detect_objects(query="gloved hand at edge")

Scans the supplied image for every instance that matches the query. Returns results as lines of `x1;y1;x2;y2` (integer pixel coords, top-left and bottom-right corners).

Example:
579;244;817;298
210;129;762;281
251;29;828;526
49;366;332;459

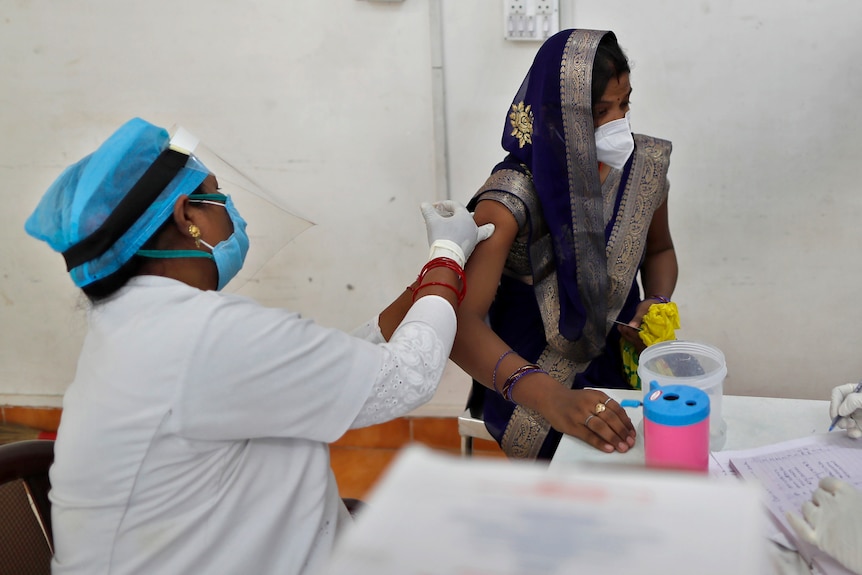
786;477;862;575
421;200;495;268
831;383;862;439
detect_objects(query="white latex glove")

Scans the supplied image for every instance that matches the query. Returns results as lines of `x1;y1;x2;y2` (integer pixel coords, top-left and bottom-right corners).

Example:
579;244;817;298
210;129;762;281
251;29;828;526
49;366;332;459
831;383;862;439
786;477;862;575
420;200;494;268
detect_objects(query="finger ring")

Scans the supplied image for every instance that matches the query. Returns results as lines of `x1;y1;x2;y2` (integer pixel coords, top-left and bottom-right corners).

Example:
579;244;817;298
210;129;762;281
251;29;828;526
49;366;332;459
584;414;596;427
594;403;606;415
603;397;613;406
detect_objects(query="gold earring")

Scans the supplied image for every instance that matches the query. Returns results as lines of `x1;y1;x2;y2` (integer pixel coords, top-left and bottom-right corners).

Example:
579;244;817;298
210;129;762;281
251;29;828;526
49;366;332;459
189;224;202;248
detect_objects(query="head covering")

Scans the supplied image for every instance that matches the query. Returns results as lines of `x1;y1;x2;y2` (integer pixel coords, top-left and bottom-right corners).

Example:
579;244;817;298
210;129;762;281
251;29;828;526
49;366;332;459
500;29;616;341
25;118;209;287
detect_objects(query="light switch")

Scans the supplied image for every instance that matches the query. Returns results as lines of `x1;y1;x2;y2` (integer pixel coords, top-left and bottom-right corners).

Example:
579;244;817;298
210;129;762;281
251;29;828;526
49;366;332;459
503;0;559;42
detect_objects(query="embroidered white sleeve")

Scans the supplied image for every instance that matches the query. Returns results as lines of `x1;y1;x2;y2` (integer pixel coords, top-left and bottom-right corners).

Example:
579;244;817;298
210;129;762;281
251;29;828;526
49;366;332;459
350;320;448;429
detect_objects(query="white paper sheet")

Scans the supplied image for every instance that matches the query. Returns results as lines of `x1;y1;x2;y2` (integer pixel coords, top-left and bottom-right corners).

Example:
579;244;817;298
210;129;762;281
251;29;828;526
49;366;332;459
321;444;769;575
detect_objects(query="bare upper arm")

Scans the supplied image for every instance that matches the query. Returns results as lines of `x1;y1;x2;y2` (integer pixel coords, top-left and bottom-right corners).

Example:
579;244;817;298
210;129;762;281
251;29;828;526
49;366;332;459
460;199;520;319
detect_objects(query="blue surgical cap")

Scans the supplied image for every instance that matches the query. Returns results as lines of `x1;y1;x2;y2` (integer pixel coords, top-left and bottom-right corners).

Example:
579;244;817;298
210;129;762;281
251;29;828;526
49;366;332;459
25;118;209;287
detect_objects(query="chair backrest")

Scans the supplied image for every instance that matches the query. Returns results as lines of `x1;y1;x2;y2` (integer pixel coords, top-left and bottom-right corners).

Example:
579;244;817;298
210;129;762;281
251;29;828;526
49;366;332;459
458;380;494;456
0;439;55;575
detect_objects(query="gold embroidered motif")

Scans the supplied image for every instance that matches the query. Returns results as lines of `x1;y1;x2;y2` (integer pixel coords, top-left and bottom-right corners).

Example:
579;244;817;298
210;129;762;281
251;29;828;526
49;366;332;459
509;102;534;148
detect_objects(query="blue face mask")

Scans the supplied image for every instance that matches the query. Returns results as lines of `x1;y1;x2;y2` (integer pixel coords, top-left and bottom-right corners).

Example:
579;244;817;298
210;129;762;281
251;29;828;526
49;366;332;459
137;195;249;291
198;196;249;290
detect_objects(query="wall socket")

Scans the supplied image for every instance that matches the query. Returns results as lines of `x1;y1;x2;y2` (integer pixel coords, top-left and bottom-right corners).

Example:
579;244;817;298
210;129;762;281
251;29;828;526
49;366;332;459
503;0;559;42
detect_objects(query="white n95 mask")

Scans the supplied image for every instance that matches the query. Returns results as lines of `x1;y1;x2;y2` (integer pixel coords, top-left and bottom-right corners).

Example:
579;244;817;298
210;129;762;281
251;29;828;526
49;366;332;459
595;111;634;170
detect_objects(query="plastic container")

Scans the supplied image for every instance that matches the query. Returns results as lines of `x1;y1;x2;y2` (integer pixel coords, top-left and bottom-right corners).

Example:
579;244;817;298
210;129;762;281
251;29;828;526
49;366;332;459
637;340;727;451
642;382;710;472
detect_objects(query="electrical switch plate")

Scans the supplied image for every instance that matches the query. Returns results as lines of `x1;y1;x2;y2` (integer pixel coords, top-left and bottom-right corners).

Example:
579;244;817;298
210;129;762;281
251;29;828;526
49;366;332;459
503;0;559;42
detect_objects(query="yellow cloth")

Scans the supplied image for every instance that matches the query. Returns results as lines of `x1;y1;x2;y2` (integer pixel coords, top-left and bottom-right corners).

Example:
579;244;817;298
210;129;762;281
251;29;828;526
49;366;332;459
620;302;681;390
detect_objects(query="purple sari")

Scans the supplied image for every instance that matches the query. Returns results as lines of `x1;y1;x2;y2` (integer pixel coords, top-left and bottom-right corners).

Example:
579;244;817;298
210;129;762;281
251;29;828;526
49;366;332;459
467;30;672;460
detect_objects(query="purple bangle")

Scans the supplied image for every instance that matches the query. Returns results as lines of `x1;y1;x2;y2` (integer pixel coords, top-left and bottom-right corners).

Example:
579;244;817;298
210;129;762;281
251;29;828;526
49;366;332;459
504;367;545;404
648;295;670;304
492;350;515;394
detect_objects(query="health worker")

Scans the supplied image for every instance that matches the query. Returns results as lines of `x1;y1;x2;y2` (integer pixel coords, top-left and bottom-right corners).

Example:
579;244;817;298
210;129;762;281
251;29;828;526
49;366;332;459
25;117;494;575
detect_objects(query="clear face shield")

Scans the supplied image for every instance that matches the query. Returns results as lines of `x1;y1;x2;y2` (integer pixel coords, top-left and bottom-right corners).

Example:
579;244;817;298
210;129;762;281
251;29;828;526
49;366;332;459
169;126;314;292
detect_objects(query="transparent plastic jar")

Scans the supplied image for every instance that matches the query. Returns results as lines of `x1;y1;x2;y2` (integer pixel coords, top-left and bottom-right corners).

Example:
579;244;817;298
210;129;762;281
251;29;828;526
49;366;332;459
638;340;727;451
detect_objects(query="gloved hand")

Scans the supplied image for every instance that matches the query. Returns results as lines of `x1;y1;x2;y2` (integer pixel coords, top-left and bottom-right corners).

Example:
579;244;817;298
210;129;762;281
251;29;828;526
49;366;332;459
831;383;862;438
420;201;494;268
786;477;862;575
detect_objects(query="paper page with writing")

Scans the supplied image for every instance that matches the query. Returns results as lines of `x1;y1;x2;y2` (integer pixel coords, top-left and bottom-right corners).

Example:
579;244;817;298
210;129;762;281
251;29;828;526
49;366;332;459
711;450;799;551
726;433;862;574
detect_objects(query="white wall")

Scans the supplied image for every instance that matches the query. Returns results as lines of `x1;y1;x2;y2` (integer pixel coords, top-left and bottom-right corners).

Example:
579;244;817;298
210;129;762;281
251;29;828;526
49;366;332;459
2;0;861;406
1;0;438;405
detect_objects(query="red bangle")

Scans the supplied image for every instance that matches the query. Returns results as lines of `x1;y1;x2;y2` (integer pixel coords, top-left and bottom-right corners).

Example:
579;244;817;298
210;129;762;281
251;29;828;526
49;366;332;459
412;281;461;303
420;257;465;284
417;257;466;303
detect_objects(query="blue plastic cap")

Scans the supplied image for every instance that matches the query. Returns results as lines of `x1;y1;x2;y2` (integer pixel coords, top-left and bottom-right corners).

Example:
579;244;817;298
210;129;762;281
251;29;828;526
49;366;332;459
643;384;710;427
25;118;209;287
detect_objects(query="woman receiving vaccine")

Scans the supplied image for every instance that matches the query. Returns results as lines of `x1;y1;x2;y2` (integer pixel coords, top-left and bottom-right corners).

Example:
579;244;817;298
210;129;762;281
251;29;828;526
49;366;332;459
451;29;677;460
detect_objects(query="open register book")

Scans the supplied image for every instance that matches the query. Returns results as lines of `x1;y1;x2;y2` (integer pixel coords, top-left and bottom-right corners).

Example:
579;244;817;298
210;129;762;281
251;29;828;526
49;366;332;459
322;444;768;575
715;433;862;575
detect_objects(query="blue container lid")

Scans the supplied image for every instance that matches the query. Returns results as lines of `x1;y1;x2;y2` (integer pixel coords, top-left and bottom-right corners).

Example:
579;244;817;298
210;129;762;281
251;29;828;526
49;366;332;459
643;382;710;426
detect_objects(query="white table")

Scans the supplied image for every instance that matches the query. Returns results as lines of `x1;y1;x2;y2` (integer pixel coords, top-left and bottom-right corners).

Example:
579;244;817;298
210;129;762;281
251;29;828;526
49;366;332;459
549;388;831;471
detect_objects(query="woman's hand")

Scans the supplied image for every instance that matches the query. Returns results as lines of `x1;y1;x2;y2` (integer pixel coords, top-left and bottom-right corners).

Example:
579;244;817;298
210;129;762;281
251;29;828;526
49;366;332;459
616;298;655;352
536;385;637;453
